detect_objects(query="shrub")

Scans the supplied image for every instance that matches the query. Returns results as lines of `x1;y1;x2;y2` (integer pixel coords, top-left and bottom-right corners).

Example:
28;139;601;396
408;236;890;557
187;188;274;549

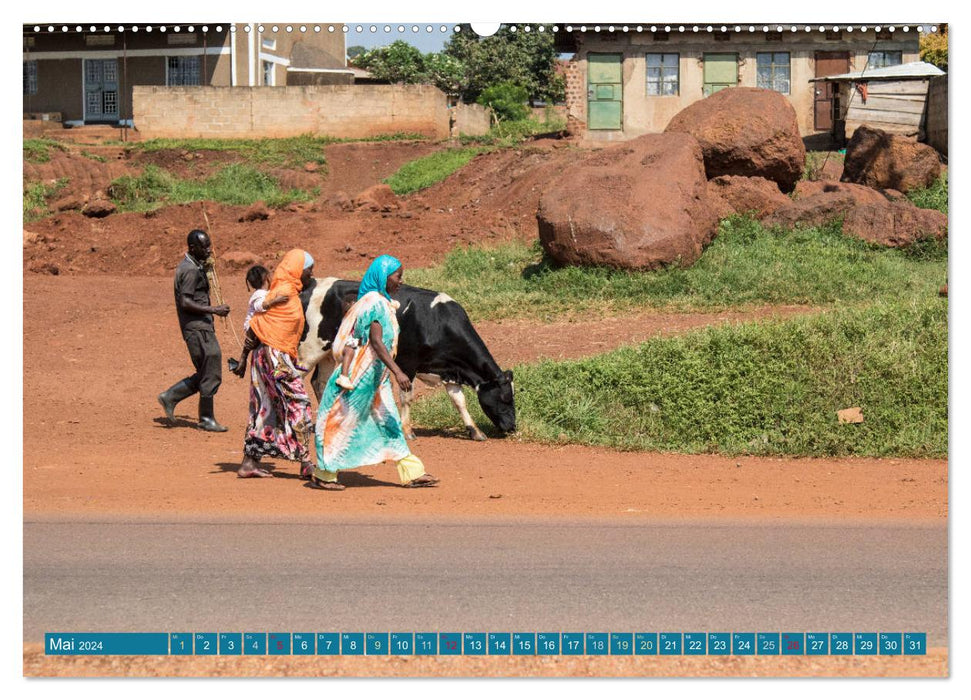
477;82;530;122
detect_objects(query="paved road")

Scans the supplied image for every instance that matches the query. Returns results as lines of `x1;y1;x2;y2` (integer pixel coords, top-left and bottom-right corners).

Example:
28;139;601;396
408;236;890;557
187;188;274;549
23;518;948;645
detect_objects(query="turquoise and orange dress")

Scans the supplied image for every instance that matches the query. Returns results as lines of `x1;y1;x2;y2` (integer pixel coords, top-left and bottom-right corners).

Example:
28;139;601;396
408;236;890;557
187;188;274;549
314;284;425;484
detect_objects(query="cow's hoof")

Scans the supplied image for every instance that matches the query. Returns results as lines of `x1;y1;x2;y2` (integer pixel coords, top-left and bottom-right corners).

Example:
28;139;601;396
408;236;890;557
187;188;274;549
468;427;488;441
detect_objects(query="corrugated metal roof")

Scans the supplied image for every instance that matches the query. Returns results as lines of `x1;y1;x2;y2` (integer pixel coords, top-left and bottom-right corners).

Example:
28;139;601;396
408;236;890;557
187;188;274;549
811;61;945;82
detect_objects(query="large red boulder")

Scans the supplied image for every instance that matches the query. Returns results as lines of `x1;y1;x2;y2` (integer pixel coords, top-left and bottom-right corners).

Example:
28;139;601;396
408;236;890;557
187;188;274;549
665;87;806;192
537;133;719;270
707;175;791;219
765;182;889;229
841;126;942;193
843;202;947;247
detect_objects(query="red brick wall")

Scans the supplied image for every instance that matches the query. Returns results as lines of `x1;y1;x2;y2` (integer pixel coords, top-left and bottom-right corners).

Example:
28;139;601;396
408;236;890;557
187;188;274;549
563;58;586;136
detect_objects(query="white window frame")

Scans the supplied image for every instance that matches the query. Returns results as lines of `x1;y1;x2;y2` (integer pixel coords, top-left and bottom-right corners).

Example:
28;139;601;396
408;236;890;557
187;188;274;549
756;51;791;94
262;38;277;51
263;60;275;86
646;53;679;96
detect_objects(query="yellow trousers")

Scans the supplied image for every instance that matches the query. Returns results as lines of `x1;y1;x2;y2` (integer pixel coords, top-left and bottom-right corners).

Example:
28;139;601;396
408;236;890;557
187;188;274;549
316;453;426;485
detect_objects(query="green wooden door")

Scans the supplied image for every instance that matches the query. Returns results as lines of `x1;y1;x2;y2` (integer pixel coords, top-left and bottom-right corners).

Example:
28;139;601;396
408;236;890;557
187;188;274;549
703;53;738;96
588;53;623;130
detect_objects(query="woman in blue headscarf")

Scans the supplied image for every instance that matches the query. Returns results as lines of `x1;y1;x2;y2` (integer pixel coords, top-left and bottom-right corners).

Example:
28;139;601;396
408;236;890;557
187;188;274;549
312;255;439;490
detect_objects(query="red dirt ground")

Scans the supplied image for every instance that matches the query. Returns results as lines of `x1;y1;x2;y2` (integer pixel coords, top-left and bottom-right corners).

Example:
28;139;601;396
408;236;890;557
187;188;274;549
22;134;948;677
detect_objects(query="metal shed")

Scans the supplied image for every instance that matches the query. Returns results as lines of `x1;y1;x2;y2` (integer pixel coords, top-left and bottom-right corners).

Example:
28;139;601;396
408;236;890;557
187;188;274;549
810;61;945;142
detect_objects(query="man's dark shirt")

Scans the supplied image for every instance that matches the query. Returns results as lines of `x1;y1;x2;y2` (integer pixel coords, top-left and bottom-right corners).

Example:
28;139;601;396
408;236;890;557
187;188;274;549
174;254;213;332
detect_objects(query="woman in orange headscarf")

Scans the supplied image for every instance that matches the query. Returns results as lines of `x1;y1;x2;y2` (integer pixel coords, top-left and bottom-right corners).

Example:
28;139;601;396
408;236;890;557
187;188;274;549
235;249;316;478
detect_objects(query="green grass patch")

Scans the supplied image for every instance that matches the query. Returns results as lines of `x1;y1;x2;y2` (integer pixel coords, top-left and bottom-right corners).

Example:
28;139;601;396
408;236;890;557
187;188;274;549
383;147;487;195
108;163;315;211
127;135;330;169
80;150;108;163
908;172;948;215
413;296;947;457
124;133;428;169
23;177;69;221
406;216;947;320
459;115;568;148
23;138;68;163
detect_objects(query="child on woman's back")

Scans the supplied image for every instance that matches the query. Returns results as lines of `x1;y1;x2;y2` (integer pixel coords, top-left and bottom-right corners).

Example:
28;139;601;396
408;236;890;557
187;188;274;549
230;265;288;377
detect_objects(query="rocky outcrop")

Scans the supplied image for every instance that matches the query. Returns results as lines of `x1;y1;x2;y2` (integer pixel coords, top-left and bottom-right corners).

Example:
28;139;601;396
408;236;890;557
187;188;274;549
537;132;720;270
841;125;942;193
665;87;806;192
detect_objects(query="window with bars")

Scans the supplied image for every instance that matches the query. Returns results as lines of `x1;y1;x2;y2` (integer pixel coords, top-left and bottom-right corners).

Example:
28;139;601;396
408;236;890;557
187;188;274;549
263;60;275;86
756;52;790;93
23;60;37;95
167;56;201;86
868;50;902;68
646;53;679;95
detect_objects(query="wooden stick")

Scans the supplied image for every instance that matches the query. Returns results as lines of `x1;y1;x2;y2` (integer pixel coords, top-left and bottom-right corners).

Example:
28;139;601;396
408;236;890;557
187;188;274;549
200;203;243;350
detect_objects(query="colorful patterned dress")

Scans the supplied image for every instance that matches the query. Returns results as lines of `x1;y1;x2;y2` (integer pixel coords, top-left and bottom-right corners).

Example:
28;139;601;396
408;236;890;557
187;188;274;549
243;345;314;463
315;291;410;474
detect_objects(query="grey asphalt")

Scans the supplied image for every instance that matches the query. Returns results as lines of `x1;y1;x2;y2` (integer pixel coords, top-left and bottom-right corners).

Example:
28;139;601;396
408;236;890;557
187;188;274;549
23;518;948;645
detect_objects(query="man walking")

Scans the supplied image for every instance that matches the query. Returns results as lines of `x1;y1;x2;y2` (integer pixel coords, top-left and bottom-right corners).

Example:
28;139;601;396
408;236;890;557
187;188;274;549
158;229;231;432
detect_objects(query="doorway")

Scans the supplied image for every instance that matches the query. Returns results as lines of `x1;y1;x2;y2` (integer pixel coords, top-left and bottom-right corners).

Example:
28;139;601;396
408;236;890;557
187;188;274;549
83;59;119;123
587;53;623;130
814;52;850;131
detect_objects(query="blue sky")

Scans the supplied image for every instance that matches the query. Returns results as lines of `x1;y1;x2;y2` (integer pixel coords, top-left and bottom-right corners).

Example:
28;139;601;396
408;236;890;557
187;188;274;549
343;23;457;53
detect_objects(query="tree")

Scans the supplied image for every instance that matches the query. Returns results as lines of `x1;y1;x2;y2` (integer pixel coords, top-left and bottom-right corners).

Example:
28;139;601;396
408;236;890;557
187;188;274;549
346;45;366;62
355;41;426;84
444;24;565;104
352;41;466;97
477;82;530;122
920;24;948;72
422;52;465;97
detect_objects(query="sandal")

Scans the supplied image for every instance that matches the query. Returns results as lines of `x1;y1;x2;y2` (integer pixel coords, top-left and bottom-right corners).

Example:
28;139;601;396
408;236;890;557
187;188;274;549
310;476;345;491
403;474;440;488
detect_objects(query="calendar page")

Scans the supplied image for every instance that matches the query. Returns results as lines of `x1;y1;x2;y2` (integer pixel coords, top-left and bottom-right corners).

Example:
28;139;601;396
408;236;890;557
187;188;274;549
19;4;950;684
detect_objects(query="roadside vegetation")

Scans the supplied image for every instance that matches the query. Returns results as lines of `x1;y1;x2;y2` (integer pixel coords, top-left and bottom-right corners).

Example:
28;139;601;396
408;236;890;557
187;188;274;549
23;138;69;164
383;114;567;194
23;177;68;222
407;215;946;320
107;164;316;211
414;294;946;457
907;172;948;215
384;147;486;195
410;209;947;457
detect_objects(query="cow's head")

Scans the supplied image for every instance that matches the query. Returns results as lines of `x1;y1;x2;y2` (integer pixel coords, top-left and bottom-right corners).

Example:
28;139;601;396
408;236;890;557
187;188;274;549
476;370;516;434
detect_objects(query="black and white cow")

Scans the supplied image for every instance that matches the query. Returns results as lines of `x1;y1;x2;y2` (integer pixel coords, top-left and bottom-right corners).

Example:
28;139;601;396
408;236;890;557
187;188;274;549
298;278;516;440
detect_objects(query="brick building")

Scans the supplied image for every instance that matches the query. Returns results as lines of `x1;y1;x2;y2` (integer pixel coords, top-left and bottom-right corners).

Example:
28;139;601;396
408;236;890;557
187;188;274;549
555;24;924;140
23;23;350;124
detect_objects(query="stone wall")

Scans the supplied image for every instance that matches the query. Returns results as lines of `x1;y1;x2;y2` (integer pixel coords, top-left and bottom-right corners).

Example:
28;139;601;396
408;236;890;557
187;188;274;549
132;84;450;140
925;74;948;157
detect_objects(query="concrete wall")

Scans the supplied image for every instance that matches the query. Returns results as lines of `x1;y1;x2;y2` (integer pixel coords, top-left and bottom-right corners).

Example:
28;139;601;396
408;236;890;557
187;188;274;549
133;84;450;139
925;74;948;157
452;102;492;137
569;31;919;138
